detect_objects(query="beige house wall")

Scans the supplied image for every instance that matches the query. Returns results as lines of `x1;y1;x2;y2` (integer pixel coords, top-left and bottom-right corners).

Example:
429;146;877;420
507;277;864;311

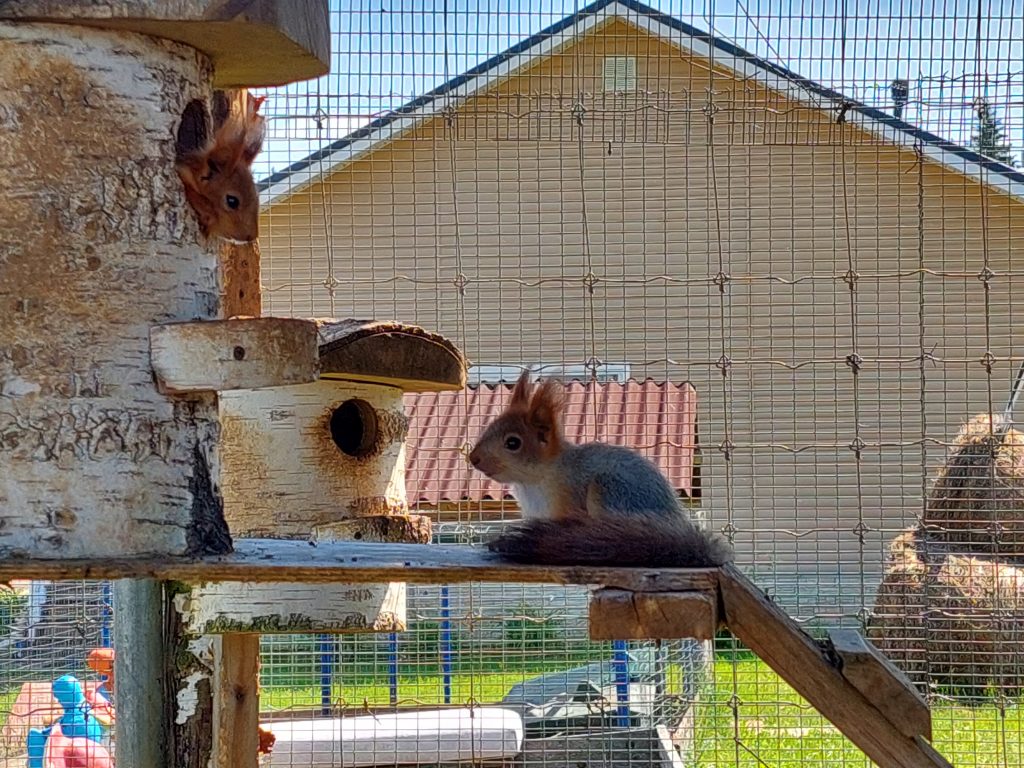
259;18;1024;599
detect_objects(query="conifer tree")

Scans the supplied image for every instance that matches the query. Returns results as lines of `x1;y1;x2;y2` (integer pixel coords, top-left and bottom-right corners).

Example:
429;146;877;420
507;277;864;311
970;98;1018;167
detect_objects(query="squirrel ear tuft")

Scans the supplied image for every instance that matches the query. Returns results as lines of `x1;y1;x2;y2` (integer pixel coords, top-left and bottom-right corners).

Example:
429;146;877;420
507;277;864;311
509;369;533;411
528;378;566;443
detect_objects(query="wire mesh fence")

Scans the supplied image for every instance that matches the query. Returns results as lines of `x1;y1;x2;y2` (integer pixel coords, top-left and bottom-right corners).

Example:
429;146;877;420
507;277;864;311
253;0;1024;764
0;581;113;765
4;0;1024;765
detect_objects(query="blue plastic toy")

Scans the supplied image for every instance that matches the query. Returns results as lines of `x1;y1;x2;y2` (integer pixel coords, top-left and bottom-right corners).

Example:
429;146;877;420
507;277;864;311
26;675;103;768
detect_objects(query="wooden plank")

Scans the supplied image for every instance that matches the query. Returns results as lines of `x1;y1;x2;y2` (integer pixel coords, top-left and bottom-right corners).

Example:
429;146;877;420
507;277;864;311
0;539;720;592
212;634;260;768
589;589;718;641
113;579;168;768
718;565;952;768
150;318;318;393
0;0;330;88
828;628;932;741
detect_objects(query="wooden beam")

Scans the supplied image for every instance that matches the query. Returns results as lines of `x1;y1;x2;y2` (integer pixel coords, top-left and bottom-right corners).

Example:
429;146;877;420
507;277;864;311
150;318;318;394
0;0;330;88
0;539;719;592
212;634;260;768
718;565;951;768
589;589;718;641
828;628;932;741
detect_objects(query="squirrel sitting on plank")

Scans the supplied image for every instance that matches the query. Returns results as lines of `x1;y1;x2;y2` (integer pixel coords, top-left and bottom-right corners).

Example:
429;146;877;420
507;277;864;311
469;371;733;567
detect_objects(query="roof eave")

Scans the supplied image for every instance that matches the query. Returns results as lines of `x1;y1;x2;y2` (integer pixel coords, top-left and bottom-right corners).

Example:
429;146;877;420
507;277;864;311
259;0;1024;208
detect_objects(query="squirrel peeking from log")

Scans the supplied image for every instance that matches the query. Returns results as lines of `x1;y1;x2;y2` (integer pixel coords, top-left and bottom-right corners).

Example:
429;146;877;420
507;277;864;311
175;90;266;243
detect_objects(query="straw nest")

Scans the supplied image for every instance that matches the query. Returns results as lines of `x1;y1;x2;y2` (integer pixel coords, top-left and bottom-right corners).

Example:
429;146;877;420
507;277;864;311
868;527;1024;697
924;413;1024;554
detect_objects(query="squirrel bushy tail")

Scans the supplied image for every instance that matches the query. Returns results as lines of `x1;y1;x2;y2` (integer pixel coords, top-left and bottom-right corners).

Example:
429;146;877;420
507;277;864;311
489;512;734;567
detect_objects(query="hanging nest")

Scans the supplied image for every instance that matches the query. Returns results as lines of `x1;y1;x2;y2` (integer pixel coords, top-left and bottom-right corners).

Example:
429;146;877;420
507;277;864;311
923;413;1024;555
868;527;1024;698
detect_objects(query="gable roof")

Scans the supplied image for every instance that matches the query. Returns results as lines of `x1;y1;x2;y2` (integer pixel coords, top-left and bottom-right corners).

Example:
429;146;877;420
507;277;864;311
403;378;698;506
259;0;1024;207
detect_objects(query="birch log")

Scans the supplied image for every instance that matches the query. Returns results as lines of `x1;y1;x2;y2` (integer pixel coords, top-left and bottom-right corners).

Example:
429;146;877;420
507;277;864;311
0;24;230;559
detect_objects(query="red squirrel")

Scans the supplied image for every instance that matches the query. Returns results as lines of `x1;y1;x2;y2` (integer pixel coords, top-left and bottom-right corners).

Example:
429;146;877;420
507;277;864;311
468;372;734;567
176;90;265;243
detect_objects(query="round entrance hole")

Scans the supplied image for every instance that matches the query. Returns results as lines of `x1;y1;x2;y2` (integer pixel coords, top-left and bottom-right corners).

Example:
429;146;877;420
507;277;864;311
329;399;379;458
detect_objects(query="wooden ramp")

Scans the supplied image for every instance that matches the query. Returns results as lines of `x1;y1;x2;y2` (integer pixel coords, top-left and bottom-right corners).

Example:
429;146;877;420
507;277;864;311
717;566;946;768
0;542;952;768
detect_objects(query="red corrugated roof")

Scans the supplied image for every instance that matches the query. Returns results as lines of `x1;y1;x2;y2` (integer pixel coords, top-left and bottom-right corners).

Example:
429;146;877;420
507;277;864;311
403;379;698;505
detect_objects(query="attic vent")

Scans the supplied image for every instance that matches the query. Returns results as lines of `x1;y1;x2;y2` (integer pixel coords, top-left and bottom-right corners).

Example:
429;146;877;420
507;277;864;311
602;56;636;92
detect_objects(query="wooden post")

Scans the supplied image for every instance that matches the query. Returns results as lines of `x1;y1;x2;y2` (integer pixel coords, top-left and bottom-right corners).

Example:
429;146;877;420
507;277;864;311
113;579;167;768
178;85;265;768
213;635;261;768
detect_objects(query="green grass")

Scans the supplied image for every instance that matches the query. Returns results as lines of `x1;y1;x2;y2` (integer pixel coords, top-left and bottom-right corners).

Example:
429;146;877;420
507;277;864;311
260;656;1022;767
3;654;1019;765
262;670;529;712
0;687;17;719
695;659;1023;767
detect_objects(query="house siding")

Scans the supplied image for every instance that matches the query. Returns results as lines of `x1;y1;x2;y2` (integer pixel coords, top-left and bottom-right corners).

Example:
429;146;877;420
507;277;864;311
258;18;1024;610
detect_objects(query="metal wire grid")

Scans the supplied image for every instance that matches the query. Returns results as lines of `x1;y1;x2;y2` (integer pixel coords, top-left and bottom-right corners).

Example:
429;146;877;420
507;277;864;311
253;1;1024;764
0;580;113;762
2;1;1023;766
258;581;710;765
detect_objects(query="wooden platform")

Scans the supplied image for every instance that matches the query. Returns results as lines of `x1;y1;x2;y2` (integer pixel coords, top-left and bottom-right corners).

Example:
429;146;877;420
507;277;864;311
0;538;718;590
0;540;953;768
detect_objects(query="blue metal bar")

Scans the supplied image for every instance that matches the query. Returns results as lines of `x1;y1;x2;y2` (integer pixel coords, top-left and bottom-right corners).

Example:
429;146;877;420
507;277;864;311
440;586;452;705
100;582;112;648
318;634;333;716
387;632;399;706
612;640;630;728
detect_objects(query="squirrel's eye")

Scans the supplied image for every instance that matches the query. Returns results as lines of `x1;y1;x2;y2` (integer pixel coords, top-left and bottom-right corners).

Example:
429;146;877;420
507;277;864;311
504;436;522;451
225;194;240;210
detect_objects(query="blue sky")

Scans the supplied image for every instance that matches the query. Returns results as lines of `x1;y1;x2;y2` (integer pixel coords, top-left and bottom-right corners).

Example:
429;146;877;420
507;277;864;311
254;0;1024;180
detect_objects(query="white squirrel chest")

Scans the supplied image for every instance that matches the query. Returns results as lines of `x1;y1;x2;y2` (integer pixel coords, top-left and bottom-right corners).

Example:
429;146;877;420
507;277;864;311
510;483;556;520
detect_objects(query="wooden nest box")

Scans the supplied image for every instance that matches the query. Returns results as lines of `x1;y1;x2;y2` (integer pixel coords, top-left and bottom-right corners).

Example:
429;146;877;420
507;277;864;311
220;319;466;541
176;318;468;635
